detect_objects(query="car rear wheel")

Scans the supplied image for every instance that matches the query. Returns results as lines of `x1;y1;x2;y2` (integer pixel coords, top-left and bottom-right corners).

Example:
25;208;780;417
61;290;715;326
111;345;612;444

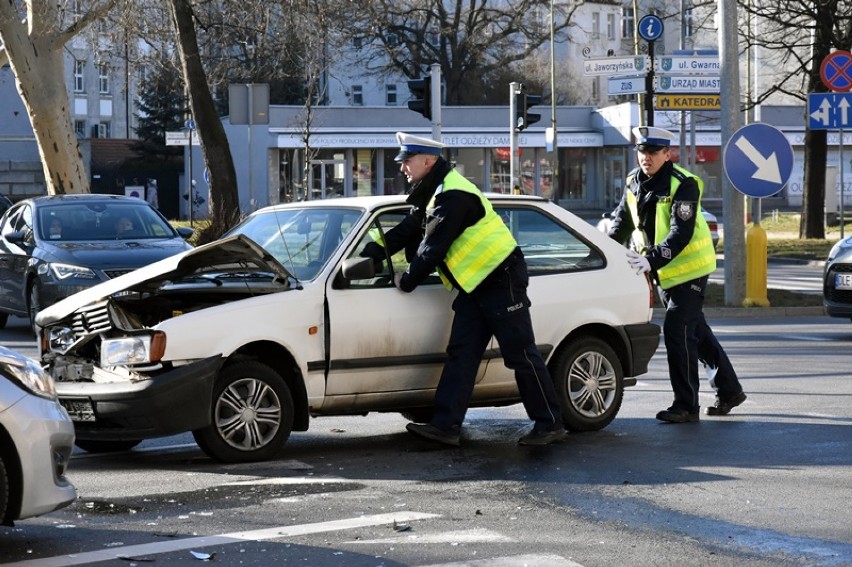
550;336;624;432
74;440;142;453
193;360;294;463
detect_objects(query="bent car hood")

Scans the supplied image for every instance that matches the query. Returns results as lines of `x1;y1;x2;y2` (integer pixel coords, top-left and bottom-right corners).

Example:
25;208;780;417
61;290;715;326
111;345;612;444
37;234;292;325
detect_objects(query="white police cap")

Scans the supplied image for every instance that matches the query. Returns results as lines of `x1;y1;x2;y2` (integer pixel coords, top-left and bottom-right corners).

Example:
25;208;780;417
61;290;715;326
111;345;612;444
633;126;676;150
394;131;446;161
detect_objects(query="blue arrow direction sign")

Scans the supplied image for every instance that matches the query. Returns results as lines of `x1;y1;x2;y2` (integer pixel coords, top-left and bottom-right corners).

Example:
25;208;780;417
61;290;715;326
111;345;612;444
723;123;794;198
808;92;852;130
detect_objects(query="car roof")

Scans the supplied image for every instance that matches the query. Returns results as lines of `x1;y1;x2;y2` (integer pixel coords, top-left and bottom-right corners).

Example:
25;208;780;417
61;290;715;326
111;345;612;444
24;194;151;206
250;193;548;215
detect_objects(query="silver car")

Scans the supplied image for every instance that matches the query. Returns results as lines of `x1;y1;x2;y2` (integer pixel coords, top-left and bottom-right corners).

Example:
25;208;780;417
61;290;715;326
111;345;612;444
0;346;76;524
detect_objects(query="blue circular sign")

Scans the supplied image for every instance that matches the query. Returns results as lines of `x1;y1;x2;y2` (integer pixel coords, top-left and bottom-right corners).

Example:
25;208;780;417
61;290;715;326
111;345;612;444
185;119;196;130
723;123;794;198
638;15;664;42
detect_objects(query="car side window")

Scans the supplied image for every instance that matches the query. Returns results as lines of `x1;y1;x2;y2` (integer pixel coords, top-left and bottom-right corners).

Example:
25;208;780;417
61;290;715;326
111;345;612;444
346;210;442;289
495;206;604;275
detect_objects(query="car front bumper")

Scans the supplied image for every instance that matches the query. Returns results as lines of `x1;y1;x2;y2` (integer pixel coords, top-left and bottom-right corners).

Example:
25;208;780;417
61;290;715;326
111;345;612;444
3;395;76;523
56;355;223;441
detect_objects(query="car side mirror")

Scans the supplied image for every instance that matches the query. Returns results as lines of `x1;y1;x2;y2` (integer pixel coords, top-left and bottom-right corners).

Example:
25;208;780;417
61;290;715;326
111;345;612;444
340;256;377;280
176;226;195;240
4;230;27;245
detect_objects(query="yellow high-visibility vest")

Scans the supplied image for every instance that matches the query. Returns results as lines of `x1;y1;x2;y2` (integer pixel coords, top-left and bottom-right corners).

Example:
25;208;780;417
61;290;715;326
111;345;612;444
625;164;716;289
429;170;517;293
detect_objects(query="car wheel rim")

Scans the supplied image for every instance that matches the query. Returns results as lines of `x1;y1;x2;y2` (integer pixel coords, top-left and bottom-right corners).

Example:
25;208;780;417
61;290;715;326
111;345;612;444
567;351;617;418
214;378;282;452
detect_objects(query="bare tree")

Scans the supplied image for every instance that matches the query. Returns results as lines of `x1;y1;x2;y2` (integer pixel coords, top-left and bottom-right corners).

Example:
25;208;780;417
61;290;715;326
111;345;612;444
347;0;582;105
167;0;240;243
0;0;118;194
737;0;852;238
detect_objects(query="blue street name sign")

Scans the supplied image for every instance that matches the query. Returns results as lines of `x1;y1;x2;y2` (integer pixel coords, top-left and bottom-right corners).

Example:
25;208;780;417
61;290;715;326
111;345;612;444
723;123;794;198
808;92;852;130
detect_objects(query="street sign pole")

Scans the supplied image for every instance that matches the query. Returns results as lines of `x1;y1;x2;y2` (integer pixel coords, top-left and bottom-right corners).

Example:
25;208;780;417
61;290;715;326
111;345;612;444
841;128;846;239
645;41;655;126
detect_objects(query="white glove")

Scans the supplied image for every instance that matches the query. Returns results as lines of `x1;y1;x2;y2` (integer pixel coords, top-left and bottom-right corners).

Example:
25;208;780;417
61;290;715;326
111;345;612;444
626;249;651;275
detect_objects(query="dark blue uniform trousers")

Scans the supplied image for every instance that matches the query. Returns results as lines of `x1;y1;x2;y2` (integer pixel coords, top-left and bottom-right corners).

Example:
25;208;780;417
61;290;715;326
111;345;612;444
430;253;564;434
661;275;742;413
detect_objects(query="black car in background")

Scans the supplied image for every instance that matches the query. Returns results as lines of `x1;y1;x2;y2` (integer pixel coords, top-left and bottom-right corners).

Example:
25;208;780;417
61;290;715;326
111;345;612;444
823;235;852;320
0;194;194;334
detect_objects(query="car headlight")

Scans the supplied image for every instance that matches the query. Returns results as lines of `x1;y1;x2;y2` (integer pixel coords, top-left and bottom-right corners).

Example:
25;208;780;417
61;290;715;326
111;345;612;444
101;332;167;366
39;262;98;280
828;238;852;262
0;351;57;400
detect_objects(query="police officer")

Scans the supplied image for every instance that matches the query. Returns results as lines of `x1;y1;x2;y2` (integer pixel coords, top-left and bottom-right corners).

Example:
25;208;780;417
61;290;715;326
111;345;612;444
607;126;747;423
362;132;566;446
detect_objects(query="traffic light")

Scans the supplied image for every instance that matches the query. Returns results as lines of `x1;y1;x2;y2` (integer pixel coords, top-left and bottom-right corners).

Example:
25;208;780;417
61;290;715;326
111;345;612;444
407;75;432;120
514;86;542;132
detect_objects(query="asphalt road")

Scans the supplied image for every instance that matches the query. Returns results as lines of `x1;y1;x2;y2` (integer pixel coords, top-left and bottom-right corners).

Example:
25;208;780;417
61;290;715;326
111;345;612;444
1;315;850;566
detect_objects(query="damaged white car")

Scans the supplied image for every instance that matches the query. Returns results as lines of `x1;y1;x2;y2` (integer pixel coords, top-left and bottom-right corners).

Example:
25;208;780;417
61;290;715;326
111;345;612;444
37;195;660;463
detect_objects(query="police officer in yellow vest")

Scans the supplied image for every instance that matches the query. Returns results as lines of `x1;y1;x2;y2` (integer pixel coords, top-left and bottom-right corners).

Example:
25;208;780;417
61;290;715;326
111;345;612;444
362;132;566;446
607;126;747;423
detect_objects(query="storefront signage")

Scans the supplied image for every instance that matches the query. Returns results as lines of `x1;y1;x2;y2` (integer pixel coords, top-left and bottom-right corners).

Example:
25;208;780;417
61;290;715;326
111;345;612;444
656;94;721;110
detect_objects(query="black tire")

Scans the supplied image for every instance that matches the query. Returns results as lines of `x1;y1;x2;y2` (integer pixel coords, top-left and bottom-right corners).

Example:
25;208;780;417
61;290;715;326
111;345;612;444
0;312;7;330
0;455;8;524
550;336;624;432
193;360;294;463
75;439;142;453
400;408;434;424
27;282;41;337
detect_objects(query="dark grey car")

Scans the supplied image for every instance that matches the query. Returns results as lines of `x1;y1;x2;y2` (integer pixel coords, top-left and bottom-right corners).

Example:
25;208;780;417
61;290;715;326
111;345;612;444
0;194;193;334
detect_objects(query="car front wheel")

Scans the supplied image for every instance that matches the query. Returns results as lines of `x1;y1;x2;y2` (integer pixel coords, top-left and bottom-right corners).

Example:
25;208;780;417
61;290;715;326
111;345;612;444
193;360;294;463
550;336;624;432
27;282;41;337
0;455;8;525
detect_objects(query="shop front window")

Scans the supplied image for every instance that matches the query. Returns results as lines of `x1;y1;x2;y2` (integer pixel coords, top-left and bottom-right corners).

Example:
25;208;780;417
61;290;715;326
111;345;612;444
558;148;588;201
490;147;513;193
354;149;377;196
382;151;408;195
451;148;485;189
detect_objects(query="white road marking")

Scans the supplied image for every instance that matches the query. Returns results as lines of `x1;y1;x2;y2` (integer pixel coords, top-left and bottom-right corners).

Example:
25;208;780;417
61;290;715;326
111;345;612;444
421;554;585;567
346;527;514;544
3;511;439;567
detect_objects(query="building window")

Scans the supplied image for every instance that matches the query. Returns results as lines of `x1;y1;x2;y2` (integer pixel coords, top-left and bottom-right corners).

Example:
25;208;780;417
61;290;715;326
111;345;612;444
607;14;616;40
592;12;600;39
74;60;84;92
98;121;111;138
98;64;110;94
622;7;634;39
352;85;363;106
684;7;694;38
386;84;397;106
74;120;86;138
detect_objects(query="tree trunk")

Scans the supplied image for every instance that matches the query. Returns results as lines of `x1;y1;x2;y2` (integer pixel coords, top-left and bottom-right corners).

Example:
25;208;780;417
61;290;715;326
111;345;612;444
168;0;240;244
0;9;89;195
800;129;827;239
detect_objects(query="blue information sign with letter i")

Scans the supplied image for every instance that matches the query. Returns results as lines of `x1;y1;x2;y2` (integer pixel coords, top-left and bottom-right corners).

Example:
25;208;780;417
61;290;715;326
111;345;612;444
637;15;664;42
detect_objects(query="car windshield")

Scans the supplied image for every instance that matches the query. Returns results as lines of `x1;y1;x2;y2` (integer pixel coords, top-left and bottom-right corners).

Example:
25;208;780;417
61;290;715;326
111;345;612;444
226;207;362;281
39;202;176;241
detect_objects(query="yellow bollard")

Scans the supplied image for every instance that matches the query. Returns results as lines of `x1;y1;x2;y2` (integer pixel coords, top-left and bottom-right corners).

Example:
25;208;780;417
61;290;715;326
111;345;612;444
744;222;770;307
